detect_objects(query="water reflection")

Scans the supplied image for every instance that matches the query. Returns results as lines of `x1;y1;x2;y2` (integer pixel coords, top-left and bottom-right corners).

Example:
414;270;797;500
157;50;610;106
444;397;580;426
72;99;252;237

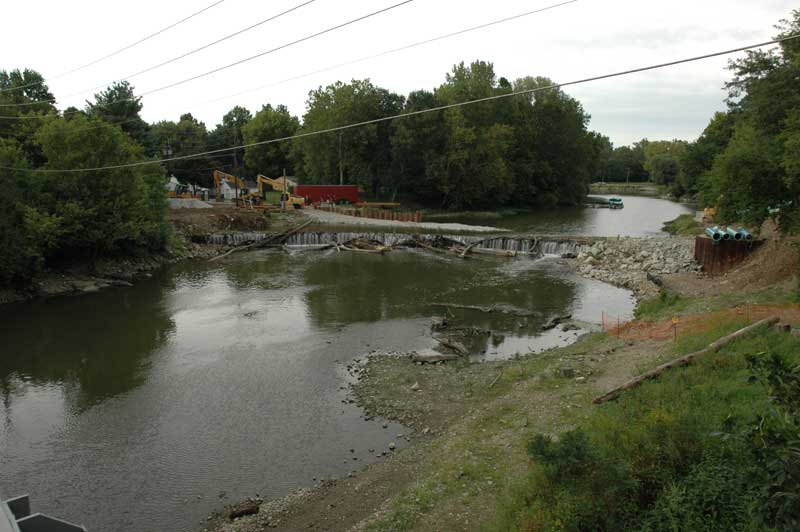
0;280;174;413
0;248;634;532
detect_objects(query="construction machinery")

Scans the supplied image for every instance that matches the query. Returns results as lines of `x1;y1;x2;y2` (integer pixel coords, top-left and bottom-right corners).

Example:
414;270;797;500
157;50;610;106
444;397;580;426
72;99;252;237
212;169;247;200
257;175;305;208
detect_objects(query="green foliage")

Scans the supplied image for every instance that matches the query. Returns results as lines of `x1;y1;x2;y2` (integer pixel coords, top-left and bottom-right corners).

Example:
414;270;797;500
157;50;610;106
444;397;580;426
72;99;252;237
742;352;800;529
685;10;800;223
33;115;168;256
634;290;686;320
0;138;53;284
150;113;212;187
661;213;703;236
641;459;755;532
242;104;298;178
643;140;688;186
494;325;800;532
86;80;150;148
209;105;252;175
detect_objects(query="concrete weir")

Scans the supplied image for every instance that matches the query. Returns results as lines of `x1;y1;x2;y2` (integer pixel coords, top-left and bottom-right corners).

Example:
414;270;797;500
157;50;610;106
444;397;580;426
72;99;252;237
202;230;592;258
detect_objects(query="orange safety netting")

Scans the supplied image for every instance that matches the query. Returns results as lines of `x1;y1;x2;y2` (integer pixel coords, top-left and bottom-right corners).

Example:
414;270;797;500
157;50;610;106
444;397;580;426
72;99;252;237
603;305;800;341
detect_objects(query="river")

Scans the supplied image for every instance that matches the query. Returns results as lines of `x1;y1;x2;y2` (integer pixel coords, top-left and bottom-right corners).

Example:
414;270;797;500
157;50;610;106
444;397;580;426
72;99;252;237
0;195;686;532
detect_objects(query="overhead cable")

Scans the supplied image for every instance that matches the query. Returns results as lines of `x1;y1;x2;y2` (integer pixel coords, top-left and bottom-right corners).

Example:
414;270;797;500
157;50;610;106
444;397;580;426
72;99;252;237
5;33;798;173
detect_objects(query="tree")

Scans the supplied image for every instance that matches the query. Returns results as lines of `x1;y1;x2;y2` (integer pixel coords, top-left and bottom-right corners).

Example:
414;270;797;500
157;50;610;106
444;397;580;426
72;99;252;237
0;138;58;284
241;104;297;178
678;112;737;197
150;113;212;187
209;106;252;175
34;115;168;257
642;140;688;185
0;69;57;162
86;81;150;148
389;90;446;202
293;79;403;194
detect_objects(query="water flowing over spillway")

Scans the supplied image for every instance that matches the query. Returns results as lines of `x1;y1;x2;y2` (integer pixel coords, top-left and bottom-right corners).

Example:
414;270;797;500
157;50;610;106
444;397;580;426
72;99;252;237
204;230;590;258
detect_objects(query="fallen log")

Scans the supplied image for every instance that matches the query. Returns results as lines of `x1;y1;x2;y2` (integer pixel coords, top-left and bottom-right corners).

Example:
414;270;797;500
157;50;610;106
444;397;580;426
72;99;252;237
208;220;314;262
592;316;780;404
459;243;477;258
411;352;461;363
208;240;262;262
433;336;469;356
471;247;517;257
430;302;539;318
257;219;314;247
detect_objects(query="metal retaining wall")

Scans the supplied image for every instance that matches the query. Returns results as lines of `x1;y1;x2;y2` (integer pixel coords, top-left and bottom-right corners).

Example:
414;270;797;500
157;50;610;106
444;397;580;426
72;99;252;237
694;236;763;274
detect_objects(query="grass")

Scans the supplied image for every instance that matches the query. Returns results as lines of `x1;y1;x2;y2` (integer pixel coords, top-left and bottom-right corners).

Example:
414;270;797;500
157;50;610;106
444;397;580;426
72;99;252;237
634;286;795;322
662;213;704;236
490;322;800;532
355;285;798;532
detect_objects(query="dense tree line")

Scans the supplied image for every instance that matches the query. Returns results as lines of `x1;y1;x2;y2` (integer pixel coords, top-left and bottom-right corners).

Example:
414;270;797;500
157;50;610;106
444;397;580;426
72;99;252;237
618;11;800;229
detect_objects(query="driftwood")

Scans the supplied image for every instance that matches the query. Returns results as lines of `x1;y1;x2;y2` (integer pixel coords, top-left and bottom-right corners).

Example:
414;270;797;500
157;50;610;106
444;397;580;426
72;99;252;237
592;316;780;404
470;247;517;257
459;243;477;258
411;352;461;363
431;302;538;318
208;220;314;262
257;219;314;247
433;336;469;356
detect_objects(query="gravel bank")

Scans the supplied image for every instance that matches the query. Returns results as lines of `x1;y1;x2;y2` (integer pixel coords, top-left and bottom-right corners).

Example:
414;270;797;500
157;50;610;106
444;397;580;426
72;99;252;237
572;236;699;299
304;208;507;233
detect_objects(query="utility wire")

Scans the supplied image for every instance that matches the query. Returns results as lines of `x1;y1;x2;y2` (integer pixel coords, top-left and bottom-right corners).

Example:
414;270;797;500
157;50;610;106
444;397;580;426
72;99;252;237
0;0;318;108
200;0;579;107
5;33;798;174
0;0;414;119
45;0;578;133
0;0;227;94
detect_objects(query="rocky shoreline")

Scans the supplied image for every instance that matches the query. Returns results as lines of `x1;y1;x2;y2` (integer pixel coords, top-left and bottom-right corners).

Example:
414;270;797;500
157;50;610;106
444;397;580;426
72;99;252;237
569;236;699;299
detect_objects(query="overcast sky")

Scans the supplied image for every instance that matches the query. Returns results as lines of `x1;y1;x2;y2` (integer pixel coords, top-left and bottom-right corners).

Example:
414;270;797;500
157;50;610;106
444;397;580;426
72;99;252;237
4;0;796;146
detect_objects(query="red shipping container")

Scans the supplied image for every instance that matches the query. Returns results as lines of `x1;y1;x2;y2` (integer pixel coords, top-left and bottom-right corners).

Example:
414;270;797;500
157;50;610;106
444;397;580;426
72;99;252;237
294;185;360;205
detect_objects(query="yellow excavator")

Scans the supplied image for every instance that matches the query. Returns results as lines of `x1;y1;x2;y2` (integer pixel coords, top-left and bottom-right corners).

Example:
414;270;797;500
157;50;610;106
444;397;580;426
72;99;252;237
212;169;247;200
257;174;305;208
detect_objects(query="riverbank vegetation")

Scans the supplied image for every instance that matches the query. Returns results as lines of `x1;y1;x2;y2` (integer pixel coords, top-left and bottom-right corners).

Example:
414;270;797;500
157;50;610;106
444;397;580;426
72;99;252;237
494;322;800;532
662;213;704;236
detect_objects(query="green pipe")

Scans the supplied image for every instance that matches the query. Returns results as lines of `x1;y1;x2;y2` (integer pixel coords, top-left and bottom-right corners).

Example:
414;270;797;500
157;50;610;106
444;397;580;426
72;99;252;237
726;227;743;241
738;227;753;241
706;227;723;242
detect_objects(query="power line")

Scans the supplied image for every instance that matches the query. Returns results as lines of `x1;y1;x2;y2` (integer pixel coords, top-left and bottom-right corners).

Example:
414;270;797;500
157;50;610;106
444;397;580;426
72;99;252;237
5;33;798;174
0;0;319;108
44;0;579;133
198;0;580;108
0;0;227;94
0;0;415;119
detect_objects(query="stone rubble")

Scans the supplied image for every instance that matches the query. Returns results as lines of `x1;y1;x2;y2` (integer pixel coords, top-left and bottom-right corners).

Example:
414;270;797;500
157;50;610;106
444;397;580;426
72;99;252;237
572;237;699;299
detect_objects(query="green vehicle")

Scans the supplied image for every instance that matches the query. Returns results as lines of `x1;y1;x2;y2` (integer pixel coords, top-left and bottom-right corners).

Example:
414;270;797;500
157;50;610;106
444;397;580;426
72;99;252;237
608;197;624;209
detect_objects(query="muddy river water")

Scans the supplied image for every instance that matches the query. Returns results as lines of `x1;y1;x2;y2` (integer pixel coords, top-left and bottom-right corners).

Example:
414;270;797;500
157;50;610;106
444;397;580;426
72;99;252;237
0;196;689;531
